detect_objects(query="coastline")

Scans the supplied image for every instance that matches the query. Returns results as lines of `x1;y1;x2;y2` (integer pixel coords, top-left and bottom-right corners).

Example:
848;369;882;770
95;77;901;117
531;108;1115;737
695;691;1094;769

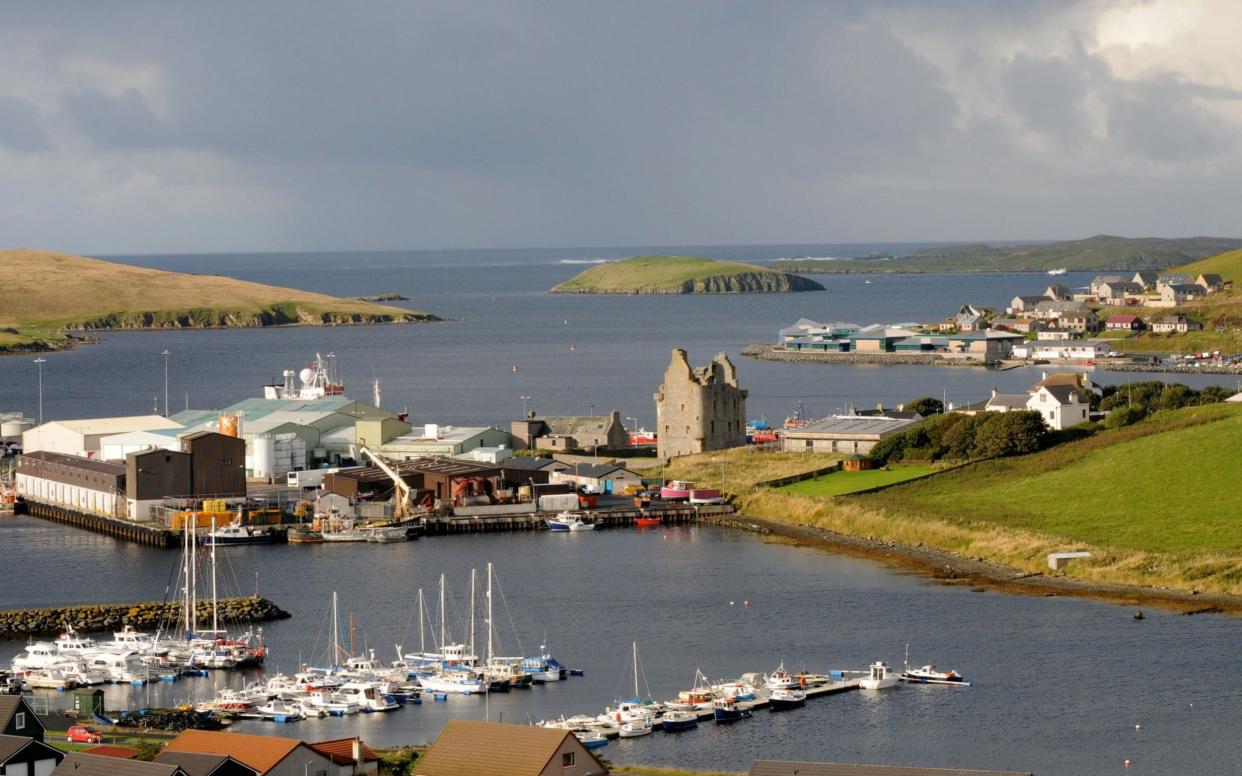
704;513;1242;617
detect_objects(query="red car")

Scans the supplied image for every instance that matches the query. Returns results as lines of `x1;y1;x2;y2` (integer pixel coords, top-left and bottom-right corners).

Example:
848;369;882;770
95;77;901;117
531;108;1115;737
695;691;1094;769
66;725;102;744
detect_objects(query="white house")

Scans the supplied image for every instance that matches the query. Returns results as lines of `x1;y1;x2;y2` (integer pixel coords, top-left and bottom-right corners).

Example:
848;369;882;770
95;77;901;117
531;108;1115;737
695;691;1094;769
986;373;1094;430
550;463;642;494
1025;340;1110;360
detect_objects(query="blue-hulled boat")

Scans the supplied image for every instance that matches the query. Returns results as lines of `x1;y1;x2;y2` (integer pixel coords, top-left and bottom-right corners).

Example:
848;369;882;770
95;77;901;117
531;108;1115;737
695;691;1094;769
713;696;752;723
661;709;699;731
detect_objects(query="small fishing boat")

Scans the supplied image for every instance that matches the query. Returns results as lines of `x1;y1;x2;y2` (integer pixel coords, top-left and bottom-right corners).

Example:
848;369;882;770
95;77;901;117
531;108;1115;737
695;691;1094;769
713;696;752;723
712;678;757;700
338;681;399;711
659;480;694;501
619;717;653;738
545;512;594;531
364;525;411;543
900;664;970;686
306;690;361;716
1047;267;1068;276
764;662;796;690
768;687;806;711
661;709;699;731
256;698;305;721
688;488;724;505
201;519;272;545
287;527;324;543
634;517;662;528
859;661;899;690
574;731;608;749
672;669;716;710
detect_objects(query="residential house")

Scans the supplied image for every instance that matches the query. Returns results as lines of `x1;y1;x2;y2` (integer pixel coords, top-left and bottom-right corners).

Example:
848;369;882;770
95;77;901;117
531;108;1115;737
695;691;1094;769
1105;315;1144;331
1035;329;1073;341
1057;311;1098;333
1089;274;1128;296
0;734;63;776
781;415;916;454
1031;300;1090;321
1156;272;1195;291
990;317;1041;333
1131;270;1158;289
413;720;609;776
955;312;984;332
307;739;380;776
986;372;1094;430
53;753;184;776
1008;295;1047;314
154;752;259;776
749;760;1032;776
0;697;44;741
164;730;339;776
511;411;628;452
1097;281;1144;303
1160;283;1206;304
1151;315;1203;333
1196;273;1225;292
1043;283;1073;301
551;463;642;495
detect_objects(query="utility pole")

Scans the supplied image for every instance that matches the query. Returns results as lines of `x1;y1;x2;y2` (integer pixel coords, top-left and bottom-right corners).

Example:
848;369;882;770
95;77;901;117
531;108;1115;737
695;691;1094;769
520;395;531;417
33;357;46;425
162;350;172;418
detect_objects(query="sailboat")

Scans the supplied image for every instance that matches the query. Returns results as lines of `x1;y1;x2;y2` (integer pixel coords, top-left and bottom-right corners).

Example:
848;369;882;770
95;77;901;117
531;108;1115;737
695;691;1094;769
416;573;485;695
183;516;266;669
599;642;657;737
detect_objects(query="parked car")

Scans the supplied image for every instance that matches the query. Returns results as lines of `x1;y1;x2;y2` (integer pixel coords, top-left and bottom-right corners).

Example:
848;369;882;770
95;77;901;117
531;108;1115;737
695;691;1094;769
66;725;103;744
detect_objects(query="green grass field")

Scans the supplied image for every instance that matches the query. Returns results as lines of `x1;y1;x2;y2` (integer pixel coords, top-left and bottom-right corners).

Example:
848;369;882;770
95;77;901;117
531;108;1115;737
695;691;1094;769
1174;246;1242;280
781;465;937;497
551;255;822;294
856;403;1242;555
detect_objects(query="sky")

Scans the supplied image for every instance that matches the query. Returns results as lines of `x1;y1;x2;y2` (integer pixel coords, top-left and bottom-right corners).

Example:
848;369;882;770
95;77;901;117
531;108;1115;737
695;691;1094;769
2;0;1241;254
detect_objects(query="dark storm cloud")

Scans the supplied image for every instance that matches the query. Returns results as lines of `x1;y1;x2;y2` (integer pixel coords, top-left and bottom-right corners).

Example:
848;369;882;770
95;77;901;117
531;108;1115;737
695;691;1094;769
1;0;1241;252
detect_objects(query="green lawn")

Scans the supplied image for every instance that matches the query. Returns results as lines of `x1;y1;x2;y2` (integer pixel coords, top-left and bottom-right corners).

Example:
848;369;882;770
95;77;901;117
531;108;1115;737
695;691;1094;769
781;465;937;497
856;403;1242;555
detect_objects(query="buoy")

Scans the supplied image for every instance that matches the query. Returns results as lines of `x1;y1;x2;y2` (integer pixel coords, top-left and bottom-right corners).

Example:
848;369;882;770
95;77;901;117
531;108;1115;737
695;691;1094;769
1135;724;1142;730
570;344;575;351
1134;610;1145;620
1124;759;1132;768
729;601;735;606
743;599;749;607
512;364;519;372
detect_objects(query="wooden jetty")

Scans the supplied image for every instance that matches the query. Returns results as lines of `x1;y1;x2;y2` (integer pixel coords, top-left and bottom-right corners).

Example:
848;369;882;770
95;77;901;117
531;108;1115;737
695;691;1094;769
421;504;732;536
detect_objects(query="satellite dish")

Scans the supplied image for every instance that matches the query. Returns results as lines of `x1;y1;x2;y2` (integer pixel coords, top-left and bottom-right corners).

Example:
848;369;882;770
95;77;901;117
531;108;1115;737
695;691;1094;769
299;367;316;385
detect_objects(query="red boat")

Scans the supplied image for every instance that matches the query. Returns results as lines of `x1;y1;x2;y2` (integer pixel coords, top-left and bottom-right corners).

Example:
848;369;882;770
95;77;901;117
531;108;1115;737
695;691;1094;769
635;517;661;528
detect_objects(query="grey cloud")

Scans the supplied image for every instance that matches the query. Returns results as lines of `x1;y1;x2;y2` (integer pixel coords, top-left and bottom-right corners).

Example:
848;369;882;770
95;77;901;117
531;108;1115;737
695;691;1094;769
61;88;170;149
0;96;53;151
1106;76;1234;162
1002;52;1094;144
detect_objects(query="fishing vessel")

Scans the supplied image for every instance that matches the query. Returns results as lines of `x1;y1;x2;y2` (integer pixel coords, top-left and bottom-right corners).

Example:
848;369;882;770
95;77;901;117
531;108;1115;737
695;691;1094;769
764;662;796;690
287;527;324;543
660;709;699;731
768;687;806;710
574;731;609;749
634;516;662;528
901;664;970;685
688;488;724;505
545;512;594;531
671;669;716;710
658;480;694;501
859;661;899;690
713;696;752;723
618;717;653;737
201;517;272;545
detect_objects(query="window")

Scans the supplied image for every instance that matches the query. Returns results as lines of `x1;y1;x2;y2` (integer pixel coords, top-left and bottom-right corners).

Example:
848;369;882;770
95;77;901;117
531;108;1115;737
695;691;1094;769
563;752;576;767
15;711;24;729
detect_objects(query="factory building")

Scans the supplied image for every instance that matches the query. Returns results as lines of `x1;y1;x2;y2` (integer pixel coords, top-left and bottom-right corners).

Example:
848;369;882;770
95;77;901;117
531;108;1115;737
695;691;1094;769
376;425;518;459
126;448;192;521
23;416;184;459
99;429;183;461
16;451;126;517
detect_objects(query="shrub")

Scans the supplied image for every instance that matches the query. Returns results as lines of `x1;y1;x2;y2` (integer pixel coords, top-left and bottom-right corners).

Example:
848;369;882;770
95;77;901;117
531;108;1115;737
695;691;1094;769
905;396;944;416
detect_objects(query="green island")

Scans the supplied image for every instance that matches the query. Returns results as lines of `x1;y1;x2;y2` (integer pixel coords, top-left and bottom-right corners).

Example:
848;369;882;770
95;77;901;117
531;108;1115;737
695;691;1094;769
551;255;825;294
0;249;437;353
770;234;1242;274
639;401;1242;603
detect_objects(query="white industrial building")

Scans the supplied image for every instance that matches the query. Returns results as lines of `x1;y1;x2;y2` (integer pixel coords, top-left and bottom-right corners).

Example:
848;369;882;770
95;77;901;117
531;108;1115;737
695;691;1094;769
23;416;184;459
15;451;125;518
377;425;519;459
99;429;184;461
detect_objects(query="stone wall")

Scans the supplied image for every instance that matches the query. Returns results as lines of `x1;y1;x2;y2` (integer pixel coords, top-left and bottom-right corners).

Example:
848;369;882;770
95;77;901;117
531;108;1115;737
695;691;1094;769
0;597;290;638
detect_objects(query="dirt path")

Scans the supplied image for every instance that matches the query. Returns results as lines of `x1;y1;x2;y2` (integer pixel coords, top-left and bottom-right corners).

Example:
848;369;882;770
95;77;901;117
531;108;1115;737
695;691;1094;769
705;514;1242;617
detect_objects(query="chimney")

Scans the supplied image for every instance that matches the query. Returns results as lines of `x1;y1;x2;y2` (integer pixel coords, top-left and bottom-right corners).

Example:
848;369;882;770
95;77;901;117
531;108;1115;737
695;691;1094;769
991;387;998;398
352;738;362;765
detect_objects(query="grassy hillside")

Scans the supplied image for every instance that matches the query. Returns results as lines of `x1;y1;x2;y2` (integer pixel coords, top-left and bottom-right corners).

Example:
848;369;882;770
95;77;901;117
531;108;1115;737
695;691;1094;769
0;249;436;352
771;235;1242;274
1172;246;1242;280
737;403;1242;594
551;256;824;294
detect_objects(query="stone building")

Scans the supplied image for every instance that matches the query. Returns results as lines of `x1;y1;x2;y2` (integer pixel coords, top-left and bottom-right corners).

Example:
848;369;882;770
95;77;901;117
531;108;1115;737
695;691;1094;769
653;349;747;461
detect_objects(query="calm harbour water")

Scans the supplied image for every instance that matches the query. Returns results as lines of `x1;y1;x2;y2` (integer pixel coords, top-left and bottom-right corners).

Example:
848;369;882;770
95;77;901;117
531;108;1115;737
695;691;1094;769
2;517;1240;776
1;246;1238;774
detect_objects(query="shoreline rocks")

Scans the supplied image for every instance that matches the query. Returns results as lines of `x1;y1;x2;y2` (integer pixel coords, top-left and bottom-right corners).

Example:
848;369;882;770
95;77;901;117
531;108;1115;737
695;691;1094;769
0;597;291;638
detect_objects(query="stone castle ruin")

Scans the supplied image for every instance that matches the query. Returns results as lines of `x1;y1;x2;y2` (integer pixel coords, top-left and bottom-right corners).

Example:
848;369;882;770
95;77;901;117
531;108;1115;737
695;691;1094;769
654;349;747;461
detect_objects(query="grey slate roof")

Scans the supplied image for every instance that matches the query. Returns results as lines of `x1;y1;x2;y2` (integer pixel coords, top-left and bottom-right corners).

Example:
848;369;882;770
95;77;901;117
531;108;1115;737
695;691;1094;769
568;462;633;479
54;752;186;776
541;415;611;437
750;760;1033;776
0;698;26;728
499;456;564;471
788;416;915;437
154;752;257;776
987;394;1029;410
0;735;33;762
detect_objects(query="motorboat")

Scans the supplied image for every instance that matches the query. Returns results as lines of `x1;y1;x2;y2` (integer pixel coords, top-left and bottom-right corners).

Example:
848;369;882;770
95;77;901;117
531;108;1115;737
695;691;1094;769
256;698;305;721
901;664;970;686
618;717;653;737
306;689;361;716
22;667;78;690
418;669;486;695
673;669;716;710
54;627;102;657
287;527;324;543
712;679;757;701
660;709;699;731
688;488;724;505
859;661;899;690
792;672;829;687
659;480;694;501
768;687;806;710
713;696;752;723
201;519;272;545
338;681;399;711
545;512;594;531
11;642;67;672
634;517;662;528
364;525;411;543
1047;267;1068;276
764;663;796;690
86;652;151;684
574;731;608;749
196;689;254;713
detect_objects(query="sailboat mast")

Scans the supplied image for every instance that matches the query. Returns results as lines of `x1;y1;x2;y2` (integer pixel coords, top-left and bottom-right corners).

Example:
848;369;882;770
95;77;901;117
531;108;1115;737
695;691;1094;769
487;562;494;664
332;591;340;668
210;514;219;634
418;588;425;654
469;568;477;663
439;573;446;651
633;641;638;698
189;518;198;635
181;519;190;636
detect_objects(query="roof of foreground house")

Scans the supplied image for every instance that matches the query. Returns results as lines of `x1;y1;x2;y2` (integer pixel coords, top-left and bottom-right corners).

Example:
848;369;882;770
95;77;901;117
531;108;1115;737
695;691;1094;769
414;720;607;776
165;730;304;775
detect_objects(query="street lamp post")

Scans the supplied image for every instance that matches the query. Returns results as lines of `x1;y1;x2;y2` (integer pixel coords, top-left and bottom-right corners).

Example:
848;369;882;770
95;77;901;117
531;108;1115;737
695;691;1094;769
161;350;171;418
33;357;46;425
520;394;531;417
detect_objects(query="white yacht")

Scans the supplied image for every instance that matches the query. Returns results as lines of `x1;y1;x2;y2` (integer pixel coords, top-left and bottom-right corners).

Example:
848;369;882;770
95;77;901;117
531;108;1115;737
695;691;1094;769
306;689;361;716
338;681;399;712
11;642;64;672
87;652;151;684
859;661;899;690
418;669;485;695
54;627;102;657
256;698;305;721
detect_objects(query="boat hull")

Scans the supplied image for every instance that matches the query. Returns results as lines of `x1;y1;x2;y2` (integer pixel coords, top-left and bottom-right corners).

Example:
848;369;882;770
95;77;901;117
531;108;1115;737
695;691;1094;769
769;697;805;711
713;707;752;723
661;717;699;731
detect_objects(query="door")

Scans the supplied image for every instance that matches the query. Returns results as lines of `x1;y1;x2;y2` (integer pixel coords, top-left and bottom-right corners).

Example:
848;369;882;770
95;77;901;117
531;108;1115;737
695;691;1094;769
604;479;613;494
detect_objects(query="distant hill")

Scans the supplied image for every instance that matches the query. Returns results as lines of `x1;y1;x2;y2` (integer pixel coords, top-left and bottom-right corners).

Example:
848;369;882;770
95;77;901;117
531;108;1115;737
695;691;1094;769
551;255;825;294
1171;247;1242;281
0;249;436;353
771;235;1242;274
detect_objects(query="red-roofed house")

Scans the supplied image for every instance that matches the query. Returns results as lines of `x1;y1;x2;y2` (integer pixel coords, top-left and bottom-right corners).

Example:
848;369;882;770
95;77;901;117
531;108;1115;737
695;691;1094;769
82;744;141;759
309;738;380;775
1105;315;1144;331
164;730;336;776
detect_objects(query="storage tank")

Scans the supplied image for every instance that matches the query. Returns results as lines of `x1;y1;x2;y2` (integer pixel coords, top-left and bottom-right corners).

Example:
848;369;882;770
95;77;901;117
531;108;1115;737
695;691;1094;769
217;414;241;437
253;435;276;480
0;418;33;442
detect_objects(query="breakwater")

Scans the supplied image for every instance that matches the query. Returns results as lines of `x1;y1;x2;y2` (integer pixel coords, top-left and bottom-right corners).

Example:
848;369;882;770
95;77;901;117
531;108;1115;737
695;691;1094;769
0;597;290;638
1104;362;1242;375
741;343;989;367
24;501;176;548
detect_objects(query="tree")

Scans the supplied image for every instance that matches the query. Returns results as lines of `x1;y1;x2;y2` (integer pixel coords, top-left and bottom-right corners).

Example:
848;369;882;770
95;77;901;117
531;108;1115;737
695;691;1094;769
906;396;944;416
972;411;1048;458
